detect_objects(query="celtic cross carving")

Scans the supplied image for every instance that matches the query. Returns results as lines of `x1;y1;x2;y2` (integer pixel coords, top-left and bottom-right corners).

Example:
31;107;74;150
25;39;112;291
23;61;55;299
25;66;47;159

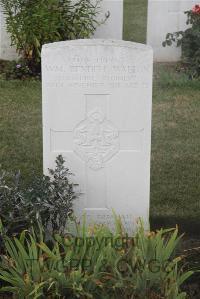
73;108;119;170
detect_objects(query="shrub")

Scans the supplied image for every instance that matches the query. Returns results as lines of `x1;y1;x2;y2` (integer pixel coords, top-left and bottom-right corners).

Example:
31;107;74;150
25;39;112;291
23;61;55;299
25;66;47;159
0;217;195;298
0;0;105;76
163;4;200;78
0;155;77;237
2;59;40;80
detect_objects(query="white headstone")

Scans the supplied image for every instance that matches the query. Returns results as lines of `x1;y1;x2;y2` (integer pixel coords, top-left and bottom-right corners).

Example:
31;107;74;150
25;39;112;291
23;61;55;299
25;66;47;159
0;6;17;60
147;0;197;62
42;39;153;231
93;0;123;39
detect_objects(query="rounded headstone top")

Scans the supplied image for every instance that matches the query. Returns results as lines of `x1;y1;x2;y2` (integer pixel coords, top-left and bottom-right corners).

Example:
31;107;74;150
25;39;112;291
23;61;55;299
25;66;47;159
42;39;153;52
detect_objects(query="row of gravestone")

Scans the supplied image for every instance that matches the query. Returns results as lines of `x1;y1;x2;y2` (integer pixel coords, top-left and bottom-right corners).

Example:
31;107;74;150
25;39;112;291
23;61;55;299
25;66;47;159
0;0;196;62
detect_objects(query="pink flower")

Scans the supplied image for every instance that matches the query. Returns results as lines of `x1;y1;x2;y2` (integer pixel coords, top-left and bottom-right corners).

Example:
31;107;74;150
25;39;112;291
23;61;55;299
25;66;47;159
192;4;200;14
16;64;21;68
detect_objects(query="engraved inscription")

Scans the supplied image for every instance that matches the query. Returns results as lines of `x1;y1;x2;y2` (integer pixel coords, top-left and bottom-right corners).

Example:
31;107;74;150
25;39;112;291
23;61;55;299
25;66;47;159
77;213;137;234
74;108;119;170
44;52;151;89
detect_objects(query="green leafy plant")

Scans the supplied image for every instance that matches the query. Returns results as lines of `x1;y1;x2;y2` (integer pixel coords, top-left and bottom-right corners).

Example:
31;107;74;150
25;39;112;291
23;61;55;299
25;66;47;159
0;224;49;298
0;216;195;298
163;4;200;78
0;0;106;76
0;155;77;237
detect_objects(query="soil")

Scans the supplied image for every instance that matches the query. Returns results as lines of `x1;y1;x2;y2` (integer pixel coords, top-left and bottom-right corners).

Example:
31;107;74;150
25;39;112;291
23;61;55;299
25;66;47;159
179;237;200;298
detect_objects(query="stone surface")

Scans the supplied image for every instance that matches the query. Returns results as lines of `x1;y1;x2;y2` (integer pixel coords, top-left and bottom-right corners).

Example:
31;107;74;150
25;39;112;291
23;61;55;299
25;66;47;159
42;39;153;231
0;6;18;60
147;0;197;62
93;0;123;39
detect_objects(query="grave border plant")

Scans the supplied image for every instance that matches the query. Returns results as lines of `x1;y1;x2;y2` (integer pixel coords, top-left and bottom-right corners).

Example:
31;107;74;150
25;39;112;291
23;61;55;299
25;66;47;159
0;216;195;298
163;4;200;78
0;155;77;239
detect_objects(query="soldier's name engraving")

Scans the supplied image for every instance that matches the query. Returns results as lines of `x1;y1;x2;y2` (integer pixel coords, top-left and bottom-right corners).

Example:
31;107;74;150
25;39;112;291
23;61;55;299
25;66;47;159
44;54;151;89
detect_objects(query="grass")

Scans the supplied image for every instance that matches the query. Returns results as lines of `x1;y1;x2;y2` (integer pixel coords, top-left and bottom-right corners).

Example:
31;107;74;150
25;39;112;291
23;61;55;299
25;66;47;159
150;65;200;234
0;80;42;184
0;65;199;234
123;0;148;43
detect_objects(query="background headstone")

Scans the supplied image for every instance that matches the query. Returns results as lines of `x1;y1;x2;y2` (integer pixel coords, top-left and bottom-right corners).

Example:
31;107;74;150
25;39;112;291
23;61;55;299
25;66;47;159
93;0;123;39
147;0;197;62
42;39;153;231
0;5;17;60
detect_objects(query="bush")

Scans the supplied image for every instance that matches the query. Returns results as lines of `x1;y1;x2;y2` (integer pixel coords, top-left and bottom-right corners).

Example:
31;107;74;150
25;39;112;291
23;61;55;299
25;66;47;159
0;217;195;298
0;155;77;237
2;59;40;80
0;0;105;76
163;4;200;78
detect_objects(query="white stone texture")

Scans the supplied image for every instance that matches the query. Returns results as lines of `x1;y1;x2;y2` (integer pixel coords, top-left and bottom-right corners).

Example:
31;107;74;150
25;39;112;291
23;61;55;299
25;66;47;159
42;39;153;232
0;6;18;60
147;0;197;62
93;0;123;39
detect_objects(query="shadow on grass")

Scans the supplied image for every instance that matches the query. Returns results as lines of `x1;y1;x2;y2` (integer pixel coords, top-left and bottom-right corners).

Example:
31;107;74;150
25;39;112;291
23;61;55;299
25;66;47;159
151;216;200;236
